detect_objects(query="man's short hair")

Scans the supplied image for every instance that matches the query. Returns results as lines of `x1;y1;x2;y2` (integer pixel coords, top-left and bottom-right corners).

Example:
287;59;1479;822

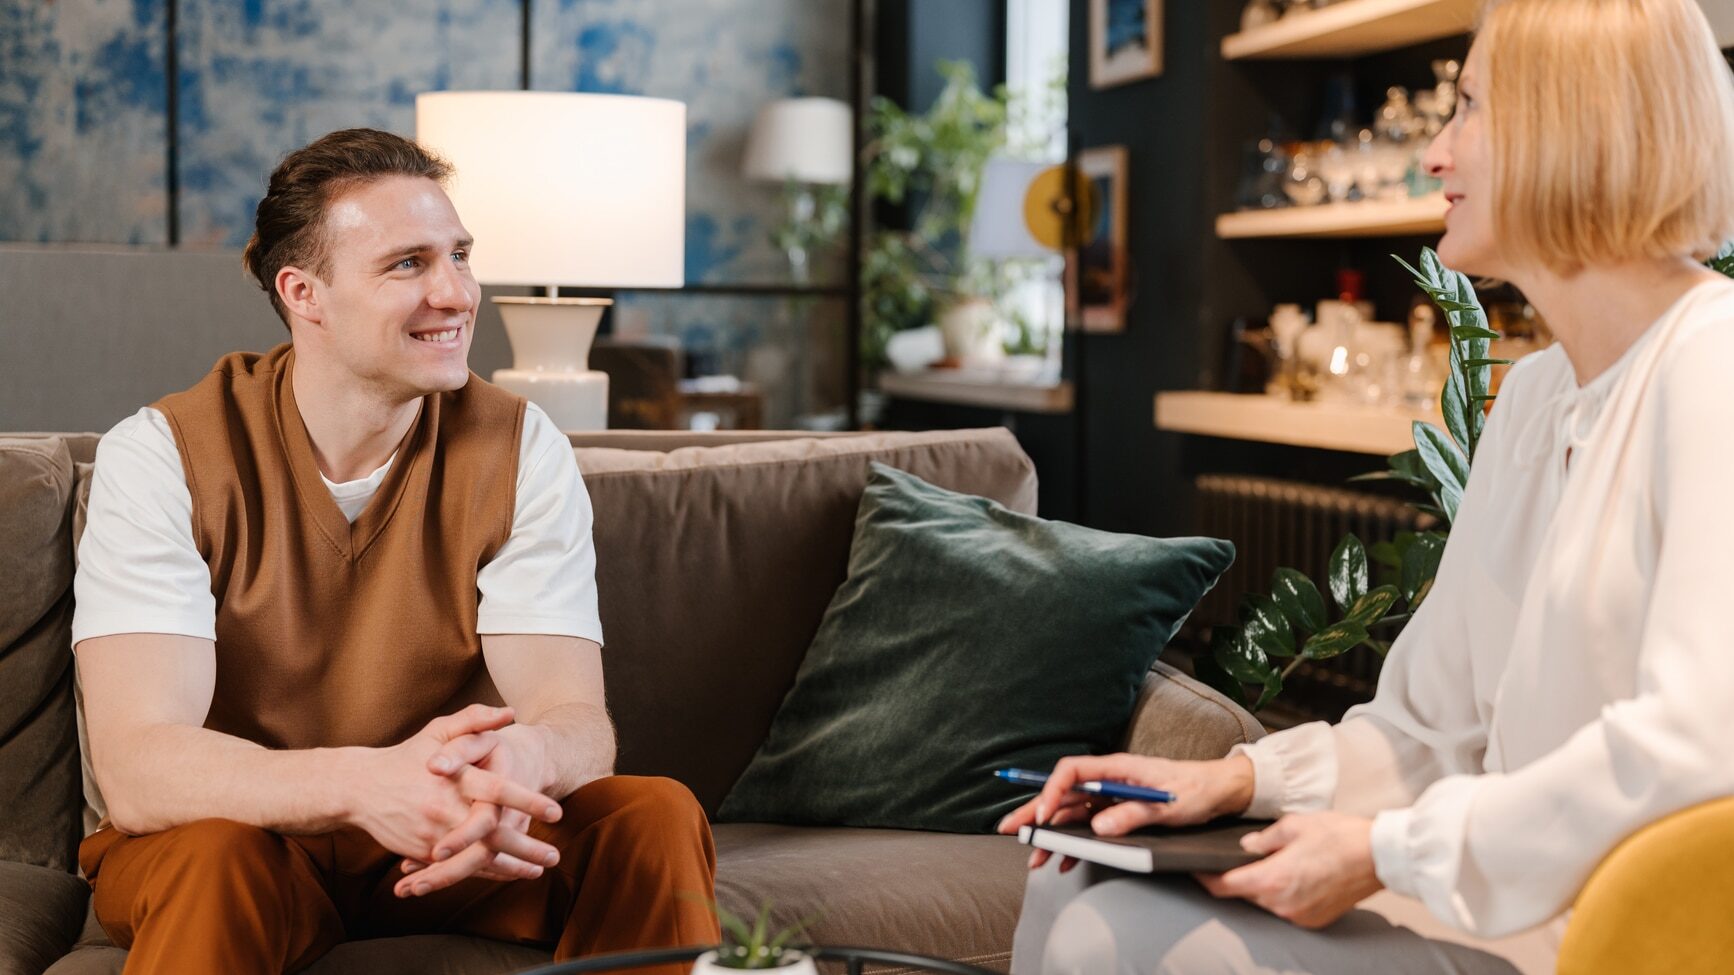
1479;0;1734;274
241;128;453;325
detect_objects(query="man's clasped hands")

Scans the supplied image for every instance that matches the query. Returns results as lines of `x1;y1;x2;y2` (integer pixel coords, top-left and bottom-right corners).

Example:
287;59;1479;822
347;703;563;899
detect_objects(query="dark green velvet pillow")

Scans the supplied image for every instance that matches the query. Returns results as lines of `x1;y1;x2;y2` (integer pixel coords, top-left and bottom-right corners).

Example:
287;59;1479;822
717;462;1235;833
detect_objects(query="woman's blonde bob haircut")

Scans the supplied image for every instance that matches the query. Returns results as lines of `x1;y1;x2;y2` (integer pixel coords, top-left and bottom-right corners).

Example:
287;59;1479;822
1477;0;1734;274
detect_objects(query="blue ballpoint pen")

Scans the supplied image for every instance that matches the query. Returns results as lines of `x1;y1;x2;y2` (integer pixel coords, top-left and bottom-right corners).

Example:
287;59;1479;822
994;767;1176;803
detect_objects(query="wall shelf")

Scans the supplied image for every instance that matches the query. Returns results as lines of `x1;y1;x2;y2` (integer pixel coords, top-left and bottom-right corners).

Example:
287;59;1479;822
880;370;1074;414
1155;391;1433;455
1222;0;1479;60
1216;194;1447;240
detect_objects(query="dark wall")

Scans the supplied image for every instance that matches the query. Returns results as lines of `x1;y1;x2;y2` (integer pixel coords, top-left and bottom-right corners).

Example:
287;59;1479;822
876;0;1007;112
1064;0;1231;536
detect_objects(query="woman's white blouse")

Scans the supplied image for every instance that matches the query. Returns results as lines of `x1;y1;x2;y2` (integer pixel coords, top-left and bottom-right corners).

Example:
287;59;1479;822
1234;276;1734;938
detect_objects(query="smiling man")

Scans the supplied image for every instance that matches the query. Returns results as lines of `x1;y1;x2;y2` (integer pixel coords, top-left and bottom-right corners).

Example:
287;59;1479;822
70;128;717;974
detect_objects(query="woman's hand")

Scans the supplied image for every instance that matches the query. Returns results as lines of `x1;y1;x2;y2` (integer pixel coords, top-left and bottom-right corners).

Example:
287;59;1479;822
1196;811;1382;929
995;753;1257;869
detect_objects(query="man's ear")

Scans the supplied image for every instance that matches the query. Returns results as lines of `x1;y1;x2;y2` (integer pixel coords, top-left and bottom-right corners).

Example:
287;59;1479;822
276;265;324;325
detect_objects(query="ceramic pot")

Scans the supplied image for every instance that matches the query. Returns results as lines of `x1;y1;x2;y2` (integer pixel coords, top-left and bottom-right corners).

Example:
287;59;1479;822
938;297;1005;366
690;948;819;975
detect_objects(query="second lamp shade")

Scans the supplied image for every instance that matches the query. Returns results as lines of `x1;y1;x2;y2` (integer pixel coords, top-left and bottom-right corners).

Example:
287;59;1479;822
741;97;854;185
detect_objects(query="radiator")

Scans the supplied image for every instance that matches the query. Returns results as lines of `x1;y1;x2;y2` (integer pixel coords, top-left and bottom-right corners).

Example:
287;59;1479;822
1189;475;1438;723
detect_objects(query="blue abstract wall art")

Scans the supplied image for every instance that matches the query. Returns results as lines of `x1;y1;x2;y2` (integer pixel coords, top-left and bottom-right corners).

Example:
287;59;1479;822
4;0;850;285
174;0;519;245
0;0;169;244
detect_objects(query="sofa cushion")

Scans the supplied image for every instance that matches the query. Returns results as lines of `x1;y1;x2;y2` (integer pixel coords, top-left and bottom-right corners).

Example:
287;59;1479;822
0;859;87;975
718;463;1234;833
1121;662;1265;760
0;437;84;871
714;823;1026;972
574;429;1037;815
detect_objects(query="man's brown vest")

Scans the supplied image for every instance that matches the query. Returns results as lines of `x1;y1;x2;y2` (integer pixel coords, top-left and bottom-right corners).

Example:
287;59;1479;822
152;343;526;750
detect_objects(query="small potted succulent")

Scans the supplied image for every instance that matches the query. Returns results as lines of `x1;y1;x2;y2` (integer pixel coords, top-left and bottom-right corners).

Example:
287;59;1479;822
688;899;819;975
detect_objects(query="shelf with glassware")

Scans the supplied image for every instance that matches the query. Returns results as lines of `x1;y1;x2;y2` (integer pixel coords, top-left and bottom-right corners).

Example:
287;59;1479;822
1222;60;1460;242
1163;290;1547;453
1224;0;1479;61
1154;390;1431;455
1216;194;1446;239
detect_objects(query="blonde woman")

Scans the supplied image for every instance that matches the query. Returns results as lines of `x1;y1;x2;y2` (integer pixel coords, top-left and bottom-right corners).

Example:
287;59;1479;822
1001;1;1734;971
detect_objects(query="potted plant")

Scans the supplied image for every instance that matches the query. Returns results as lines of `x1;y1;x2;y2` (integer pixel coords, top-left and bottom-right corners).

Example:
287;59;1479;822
687;899;819;975
861;61;1009;367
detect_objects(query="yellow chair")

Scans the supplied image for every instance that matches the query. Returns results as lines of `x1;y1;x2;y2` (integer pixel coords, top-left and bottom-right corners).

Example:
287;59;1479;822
1556;796;1734;974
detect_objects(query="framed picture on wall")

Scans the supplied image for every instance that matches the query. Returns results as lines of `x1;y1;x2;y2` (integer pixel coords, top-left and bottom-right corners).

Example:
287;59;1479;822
1089;0;1163;89
1068;146;1130;333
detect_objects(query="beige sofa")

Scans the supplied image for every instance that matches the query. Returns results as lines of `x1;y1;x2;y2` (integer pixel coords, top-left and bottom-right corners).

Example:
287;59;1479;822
0;427;1263;975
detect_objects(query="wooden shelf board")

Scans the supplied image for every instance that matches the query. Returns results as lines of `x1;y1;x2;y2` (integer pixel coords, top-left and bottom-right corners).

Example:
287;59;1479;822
879;371;1074;414
1222;0;1478;60
1154;391;1433;456
1216;195;1447;240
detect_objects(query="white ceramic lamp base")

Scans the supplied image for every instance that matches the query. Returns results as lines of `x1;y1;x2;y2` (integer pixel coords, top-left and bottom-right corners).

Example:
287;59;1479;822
490;296;611;432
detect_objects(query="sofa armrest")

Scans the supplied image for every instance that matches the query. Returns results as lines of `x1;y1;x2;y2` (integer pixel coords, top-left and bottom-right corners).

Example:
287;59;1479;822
0;860;87;975
1556;796;1734;975
1120;661;1265;761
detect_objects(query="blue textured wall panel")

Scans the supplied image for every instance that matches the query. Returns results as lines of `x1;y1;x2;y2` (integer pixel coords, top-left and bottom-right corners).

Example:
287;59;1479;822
0;0;854;358
0;0;169;244
533;0;849;285
174;0;520;245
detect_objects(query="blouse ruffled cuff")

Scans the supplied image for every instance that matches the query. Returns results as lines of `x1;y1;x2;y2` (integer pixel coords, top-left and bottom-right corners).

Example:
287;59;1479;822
1370;777;1485;933
1370;807;1419;898
1230;720;1338;819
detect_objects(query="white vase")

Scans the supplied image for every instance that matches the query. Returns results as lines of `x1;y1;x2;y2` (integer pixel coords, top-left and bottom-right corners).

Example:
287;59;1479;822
938;297;1005;366
689;949;819;975
489;296;611;431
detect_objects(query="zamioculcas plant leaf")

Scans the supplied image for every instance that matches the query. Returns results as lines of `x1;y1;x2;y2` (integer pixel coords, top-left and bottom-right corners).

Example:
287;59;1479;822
1270;568;1326;633
1327;536;1369;612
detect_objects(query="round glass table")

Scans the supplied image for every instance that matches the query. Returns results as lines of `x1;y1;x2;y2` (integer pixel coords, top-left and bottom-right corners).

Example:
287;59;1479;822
515;945;1002;975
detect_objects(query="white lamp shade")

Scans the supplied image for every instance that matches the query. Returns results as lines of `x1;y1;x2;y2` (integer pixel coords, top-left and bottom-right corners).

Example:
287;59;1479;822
969;158;1053;261
741;97;853;185
416;91;686;288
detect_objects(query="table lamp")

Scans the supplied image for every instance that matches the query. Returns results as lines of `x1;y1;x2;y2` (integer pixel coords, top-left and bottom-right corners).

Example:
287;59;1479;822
970;156;1097;258
742;97;852;284
967;156;1097;374
416;91;686;430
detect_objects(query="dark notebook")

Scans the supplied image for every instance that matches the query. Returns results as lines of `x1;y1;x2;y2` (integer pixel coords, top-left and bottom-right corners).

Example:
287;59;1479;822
1017;820;1267;873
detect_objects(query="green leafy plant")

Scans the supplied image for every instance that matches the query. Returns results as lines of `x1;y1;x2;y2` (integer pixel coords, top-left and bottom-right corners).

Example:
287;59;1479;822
859;59;1072;366
769;180;850;274
684;896;817;970
1196;247;1509;711
1711;239;1734;278
860;61;1009;365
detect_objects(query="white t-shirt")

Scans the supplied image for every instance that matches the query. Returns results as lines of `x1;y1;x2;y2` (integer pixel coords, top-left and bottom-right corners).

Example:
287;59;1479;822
1234;276;1734;941
72;400;604;647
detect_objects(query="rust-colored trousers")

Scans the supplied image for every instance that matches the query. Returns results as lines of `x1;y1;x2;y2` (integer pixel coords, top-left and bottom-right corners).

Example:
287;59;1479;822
79;775;720;975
